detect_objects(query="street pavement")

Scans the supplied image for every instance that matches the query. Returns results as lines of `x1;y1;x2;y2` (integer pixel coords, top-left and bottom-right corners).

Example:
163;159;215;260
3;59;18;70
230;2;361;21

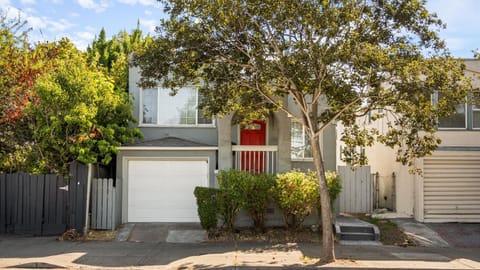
1;234;480;269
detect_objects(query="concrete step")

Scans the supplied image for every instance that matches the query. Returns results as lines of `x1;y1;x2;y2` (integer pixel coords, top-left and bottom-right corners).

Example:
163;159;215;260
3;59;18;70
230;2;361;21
334;216;380;243
340;225;374;234
340;231;376;241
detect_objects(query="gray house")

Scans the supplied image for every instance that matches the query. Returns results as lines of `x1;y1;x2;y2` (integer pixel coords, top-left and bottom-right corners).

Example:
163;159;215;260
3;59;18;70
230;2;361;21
115;66;337;224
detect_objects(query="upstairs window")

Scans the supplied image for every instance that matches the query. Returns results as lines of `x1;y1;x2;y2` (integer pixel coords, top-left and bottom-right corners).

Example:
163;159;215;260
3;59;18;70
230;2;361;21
291;121;313;159
141;87;213;126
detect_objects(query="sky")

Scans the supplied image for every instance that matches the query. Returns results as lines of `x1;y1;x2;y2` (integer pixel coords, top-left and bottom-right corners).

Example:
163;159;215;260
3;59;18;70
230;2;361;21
1;0;479;58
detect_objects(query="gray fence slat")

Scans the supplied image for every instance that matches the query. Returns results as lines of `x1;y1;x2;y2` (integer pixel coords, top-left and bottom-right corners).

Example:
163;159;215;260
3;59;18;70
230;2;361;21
106;179;113;229
101;179;108;228
90;178;115;230
91;178;98;229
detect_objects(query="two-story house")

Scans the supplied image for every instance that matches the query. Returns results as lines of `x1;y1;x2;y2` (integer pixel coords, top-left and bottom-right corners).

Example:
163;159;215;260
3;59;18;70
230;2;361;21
114;66;337;225
337;59;480;223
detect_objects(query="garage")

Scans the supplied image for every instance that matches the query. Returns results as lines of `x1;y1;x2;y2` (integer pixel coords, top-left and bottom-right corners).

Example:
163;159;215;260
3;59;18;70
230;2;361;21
423;151;480;223
127;158;209;222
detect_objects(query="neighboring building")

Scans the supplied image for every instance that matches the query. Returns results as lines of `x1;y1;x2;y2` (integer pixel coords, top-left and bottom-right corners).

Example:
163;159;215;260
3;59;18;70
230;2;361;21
337;59;480;223
115;66;337;224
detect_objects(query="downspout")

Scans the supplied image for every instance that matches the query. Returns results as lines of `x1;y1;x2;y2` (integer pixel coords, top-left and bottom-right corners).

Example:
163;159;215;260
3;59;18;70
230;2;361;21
83;163;93;235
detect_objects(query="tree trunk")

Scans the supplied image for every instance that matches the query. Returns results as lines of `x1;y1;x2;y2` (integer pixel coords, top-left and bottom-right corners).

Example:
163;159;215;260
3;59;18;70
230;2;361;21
310;134;335;263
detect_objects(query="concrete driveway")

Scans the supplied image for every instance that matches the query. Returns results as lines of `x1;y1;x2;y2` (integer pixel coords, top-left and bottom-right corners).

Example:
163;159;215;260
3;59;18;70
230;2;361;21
426;223;480;248
116;222;207;243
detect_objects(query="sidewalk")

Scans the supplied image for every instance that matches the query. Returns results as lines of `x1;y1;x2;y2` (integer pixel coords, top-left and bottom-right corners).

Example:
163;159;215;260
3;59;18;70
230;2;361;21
1;235;479;269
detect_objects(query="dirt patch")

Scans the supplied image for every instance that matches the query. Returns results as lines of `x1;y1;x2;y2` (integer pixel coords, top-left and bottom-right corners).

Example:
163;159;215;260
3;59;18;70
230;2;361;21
207;227;322;243
82;230;117;241
58;229;117;241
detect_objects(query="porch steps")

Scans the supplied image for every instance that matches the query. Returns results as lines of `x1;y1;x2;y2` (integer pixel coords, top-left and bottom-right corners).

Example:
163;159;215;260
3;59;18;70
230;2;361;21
334;216;380;244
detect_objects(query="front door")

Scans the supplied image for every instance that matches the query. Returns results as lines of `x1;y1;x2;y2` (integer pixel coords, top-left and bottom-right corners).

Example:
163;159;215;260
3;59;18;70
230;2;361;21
240;120;266;173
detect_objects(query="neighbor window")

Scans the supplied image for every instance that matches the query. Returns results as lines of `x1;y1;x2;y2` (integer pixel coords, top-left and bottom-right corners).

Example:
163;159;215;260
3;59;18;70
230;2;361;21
434;91;469;129
291;121;312;159
141;87;213;126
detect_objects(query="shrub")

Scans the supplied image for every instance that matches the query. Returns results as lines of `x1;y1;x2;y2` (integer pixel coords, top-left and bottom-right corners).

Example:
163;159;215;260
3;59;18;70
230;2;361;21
274;170;319;230
240;173;276;231
216;169;248;231
316;170;342;224
193;186;219;230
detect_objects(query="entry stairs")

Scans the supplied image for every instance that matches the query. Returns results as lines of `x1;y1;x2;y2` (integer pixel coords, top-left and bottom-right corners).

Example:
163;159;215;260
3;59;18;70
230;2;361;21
334;215;381;245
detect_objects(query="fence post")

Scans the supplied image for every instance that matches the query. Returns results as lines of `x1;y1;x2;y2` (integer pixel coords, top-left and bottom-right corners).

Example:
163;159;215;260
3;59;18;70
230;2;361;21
83;164;93;235
374;172;380;210
392;172;396;212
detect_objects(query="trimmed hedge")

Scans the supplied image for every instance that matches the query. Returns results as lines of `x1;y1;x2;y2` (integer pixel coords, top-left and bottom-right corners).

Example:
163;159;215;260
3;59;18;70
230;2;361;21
193;186;219;230
274;170;319;229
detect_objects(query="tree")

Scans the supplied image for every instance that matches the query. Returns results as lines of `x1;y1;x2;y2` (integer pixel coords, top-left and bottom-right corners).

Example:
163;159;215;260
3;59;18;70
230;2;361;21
133;0;471;263
26;39;142;175
0;14;56;172
86;25;152;92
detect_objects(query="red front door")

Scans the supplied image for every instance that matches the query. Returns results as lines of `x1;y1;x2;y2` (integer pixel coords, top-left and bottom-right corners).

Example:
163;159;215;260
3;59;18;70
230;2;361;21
240;120;266;173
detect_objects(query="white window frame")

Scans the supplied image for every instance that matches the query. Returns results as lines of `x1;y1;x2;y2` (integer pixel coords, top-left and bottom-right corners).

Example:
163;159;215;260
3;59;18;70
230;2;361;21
472;91;480;130
290;121;323;161
139;87;215;128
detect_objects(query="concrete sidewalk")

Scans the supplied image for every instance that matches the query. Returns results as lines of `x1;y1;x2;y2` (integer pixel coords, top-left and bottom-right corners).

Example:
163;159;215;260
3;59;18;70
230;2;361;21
1;235;479;269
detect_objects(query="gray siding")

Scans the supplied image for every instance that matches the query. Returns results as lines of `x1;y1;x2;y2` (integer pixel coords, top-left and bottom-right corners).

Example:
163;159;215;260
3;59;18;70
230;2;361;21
129;66;218;145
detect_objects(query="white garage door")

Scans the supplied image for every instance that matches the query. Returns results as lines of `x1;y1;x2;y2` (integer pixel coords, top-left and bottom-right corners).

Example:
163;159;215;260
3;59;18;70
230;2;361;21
423;151;480;223
127;159;208;222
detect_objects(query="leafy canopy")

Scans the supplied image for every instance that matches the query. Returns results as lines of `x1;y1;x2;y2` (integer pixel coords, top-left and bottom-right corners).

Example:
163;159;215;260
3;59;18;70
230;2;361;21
134;0;471;166
0;13;142;174
133;0;472;262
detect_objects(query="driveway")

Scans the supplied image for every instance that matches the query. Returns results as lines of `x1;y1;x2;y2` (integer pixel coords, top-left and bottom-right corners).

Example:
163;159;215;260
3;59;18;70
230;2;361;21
426;223;480;248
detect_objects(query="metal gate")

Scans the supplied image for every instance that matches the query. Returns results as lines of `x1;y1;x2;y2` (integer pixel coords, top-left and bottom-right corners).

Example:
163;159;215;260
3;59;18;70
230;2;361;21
338;166;373;213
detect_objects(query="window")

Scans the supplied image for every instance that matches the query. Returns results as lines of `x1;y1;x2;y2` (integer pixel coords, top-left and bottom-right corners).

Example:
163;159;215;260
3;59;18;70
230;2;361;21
472;93;480;129
141;87;213;126
438;102;467;129
433;91;480;130
291;121;312;159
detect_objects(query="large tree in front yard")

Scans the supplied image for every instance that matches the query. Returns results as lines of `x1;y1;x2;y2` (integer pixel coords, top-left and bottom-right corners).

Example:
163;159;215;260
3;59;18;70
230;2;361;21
133;0;471;263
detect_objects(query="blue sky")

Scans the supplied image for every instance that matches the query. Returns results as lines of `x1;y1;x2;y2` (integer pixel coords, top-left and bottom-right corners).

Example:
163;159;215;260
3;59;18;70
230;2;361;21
1;0;479;58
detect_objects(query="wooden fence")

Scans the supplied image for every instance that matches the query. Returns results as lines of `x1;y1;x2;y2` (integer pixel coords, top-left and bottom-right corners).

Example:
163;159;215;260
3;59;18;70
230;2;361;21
91;178;116;230
338;166;374;213
0;162;88;236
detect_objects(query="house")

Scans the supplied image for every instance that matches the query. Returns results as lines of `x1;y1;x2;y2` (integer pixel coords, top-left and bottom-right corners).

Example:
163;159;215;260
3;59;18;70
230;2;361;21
337;59;480;223
114;66;337;224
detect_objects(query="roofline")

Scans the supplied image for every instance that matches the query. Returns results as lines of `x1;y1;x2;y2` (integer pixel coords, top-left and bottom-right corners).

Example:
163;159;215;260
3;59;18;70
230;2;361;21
117;146;218;151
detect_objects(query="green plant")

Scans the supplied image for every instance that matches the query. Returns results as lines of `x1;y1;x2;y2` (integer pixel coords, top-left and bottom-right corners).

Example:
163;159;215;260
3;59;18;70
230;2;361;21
193;186;219;230
316;171;342;223
240;173;275;231
274;170;319;230
216;169;247;231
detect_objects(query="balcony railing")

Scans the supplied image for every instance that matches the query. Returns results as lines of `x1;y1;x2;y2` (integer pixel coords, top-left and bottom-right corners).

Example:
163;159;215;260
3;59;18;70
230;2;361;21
232;145;278;174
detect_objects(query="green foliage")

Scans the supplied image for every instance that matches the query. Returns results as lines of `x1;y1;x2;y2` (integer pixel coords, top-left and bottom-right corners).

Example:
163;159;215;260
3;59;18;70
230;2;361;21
0;17;143;175
0;14;57;173
193;186;219;230
26;39;142;175
274;171;319;230
216;169;247;231
86;26;152;92
239;173;276;231
317;171;342;222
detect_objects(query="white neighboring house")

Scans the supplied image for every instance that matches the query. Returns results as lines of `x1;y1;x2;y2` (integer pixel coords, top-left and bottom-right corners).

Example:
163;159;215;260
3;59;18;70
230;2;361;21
337;59;480;223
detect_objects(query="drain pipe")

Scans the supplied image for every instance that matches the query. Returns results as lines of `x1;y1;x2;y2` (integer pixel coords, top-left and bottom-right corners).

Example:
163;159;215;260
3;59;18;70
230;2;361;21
83;163;93;235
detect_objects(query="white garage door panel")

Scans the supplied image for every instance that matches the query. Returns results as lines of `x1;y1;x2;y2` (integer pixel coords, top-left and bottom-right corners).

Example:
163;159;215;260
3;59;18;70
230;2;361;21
128;159;208;222
423;153;480;223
